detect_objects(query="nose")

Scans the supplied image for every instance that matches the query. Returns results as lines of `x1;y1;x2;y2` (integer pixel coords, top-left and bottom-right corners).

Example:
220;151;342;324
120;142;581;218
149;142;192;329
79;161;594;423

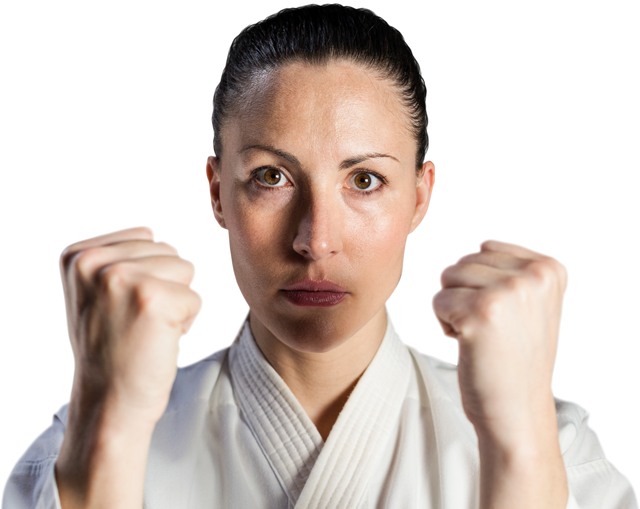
292;194;343;261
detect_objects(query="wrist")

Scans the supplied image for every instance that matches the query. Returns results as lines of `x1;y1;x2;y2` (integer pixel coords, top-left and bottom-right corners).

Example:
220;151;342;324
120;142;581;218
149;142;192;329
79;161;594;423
472;393;559;452
475;411;569;509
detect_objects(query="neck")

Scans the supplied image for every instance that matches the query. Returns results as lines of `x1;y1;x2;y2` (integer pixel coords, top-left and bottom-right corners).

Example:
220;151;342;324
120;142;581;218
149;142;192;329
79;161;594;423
250;308;387;441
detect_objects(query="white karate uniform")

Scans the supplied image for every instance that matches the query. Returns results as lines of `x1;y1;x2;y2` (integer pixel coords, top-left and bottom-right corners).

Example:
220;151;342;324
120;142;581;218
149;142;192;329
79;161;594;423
3;317;637;509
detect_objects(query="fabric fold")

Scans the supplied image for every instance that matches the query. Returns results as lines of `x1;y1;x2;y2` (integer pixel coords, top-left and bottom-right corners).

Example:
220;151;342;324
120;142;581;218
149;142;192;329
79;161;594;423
294;318;412;509
229;317;413;509
229;321;324;504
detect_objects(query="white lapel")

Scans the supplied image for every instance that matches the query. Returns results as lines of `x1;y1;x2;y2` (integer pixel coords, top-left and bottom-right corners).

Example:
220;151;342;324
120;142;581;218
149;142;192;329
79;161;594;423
230;317;413;509
229;321;324;505
294;318;412;509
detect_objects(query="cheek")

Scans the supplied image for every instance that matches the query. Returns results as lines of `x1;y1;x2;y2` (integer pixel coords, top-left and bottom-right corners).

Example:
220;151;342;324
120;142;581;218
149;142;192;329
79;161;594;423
345;191;415;265
223;184;292;284
229;204;272;253
362;226;407;271
227;214;274;301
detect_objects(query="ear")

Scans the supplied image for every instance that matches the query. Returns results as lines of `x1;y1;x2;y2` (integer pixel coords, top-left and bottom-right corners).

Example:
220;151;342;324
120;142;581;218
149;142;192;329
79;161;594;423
409;160;435;233
206;156;227;229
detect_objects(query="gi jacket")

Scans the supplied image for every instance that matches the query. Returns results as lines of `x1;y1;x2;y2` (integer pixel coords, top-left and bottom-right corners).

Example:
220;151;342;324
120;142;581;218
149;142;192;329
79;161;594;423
4;318;637;508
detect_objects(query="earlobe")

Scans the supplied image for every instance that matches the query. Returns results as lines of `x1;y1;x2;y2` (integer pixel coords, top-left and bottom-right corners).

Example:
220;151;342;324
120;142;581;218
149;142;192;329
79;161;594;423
209;197;225;231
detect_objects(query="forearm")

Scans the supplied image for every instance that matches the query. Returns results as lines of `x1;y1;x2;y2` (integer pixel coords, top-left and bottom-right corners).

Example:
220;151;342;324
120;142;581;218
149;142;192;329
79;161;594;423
55;395;157;509
476;411;569;509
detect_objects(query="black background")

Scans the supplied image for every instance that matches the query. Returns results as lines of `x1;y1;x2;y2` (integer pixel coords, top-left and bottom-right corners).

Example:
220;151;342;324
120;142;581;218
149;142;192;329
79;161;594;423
0;2;640;494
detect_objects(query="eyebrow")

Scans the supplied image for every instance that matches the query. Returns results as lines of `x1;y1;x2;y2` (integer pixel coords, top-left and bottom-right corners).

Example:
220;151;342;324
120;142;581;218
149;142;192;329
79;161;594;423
239;144;399;170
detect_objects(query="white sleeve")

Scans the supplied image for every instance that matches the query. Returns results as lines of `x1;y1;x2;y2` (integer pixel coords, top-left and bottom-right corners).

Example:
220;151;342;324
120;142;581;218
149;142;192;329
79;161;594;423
565;489;581;509
556;399;638;509
2;406;67;509
566;458;636;509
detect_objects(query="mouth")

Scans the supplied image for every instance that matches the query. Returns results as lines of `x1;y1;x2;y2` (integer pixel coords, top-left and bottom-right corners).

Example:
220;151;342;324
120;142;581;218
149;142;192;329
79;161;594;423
282;291;347;307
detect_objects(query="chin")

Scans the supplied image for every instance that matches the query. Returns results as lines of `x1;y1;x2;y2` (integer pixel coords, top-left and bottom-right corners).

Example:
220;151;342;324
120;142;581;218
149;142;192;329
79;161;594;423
285;336;348;354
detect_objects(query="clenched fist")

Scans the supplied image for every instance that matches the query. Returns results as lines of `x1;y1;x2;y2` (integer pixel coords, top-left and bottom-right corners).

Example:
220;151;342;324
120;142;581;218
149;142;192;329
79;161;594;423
433;240;568;448
58;224;205;424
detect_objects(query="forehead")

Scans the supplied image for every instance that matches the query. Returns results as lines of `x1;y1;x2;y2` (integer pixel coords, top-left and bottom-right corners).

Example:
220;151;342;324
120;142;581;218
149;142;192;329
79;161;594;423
224;60;415;165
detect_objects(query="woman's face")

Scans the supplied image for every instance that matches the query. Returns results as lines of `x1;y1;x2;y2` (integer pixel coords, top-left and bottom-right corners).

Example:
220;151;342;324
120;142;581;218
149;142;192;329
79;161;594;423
207;60;434;353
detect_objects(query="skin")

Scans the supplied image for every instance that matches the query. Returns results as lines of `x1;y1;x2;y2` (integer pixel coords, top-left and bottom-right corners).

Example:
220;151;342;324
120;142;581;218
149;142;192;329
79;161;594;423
207;61;432;439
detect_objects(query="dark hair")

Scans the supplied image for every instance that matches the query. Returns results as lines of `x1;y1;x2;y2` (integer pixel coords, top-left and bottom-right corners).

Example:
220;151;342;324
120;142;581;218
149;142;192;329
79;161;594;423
212;4;428;169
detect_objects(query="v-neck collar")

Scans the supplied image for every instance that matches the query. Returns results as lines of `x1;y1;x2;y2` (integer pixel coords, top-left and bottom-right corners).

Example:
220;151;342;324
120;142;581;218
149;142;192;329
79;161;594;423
229;315;412;508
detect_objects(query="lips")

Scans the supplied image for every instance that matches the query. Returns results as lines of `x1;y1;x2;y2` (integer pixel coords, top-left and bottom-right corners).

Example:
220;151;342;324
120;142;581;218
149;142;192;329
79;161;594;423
282;280;346;292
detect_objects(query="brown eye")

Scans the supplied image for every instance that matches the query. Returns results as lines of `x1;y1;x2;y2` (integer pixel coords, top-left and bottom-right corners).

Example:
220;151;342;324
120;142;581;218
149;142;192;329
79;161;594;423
351;171;387;195
252;168;287;189
264;169;281;185
354;173;371;189
353;172;377;189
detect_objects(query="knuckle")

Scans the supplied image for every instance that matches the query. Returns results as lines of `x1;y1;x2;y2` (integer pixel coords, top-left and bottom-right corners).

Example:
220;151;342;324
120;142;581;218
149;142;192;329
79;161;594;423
98;263;131;292
437;262;456;282
183;259;196;278
133;278;164;312
156;241;178;255
180;255;198;267
475;291;504;322
452;249;478;263
158;239;181;256
73;248;102;278
59;245;78;271
504;274;528;294
440;264;457;285
191;288;206;310
545;256;568;286
525;259;556;286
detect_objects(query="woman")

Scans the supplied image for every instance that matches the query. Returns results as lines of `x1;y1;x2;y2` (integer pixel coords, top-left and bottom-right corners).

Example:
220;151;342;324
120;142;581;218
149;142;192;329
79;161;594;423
3;5;637;509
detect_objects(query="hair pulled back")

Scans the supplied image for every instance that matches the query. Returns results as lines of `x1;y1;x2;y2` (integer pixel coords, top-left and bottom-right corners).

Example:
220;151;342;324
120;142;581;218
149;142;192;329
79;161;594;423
212;4;428;169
